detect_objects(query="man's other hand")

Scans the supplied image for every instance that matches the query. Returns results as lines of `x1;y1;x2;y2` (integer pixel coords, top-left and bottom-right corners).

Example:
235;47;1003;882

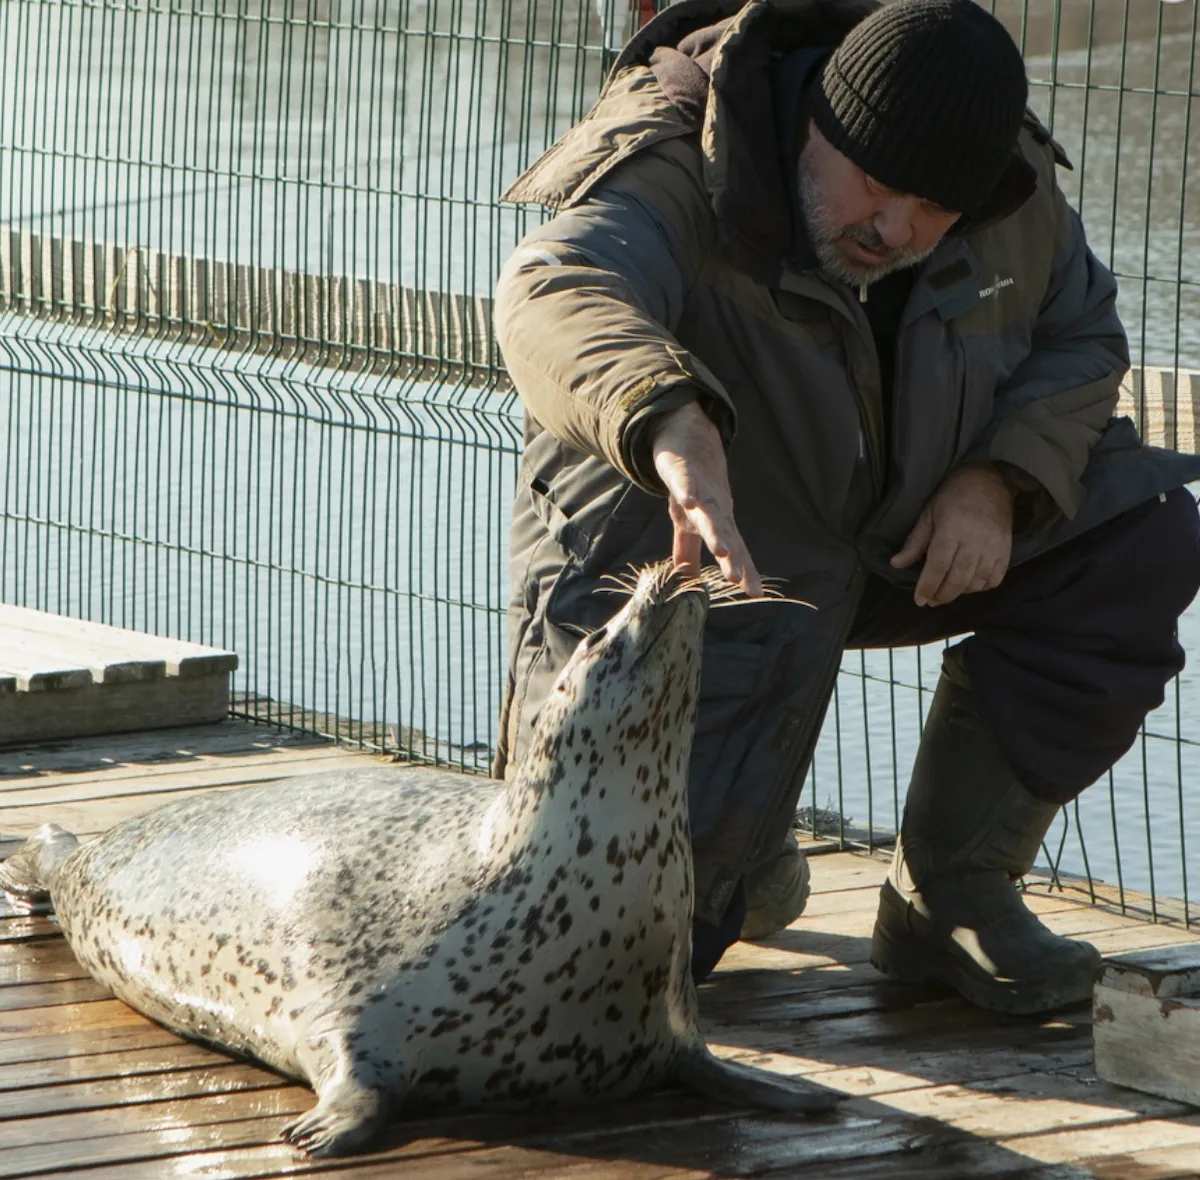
651;402;763;597
891;461;1016;607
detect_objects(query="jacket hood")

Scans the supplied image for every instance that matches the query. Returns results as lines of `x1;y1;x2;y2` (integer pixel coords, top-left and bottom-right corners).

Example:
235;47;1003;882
614;0;1038;281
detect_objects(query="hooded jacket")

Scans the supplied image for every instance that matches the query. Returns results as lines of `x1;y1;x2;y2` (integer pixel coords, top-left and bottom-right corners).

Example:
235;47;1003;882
492;0;1200;922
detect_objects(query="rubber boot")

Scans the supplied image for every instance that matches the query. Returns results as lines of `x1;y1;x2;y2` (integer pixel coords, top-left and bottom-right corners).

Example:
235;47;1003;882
870;644;1102;1015
740;829;812;940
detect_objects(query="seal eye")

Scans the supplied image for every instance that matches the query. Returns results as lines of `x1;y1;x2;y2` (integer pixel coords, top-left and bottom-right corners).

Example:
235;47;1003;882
585;627;607;650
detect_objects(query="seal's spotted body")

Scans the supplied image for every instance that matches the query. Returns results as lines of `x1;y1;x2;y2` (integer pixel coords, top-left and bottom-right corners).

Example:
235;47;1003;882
1;563;836;1155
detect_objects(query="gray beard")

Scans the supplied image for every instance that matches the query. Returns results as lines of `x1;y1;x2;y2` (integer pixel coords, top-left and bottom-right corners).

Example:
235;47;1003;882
797;163;937;288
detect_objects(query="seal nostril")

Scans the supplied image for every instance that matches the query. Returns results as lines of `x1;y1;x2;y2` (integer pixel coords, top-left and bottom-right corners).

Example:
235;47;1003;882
585;627;607;650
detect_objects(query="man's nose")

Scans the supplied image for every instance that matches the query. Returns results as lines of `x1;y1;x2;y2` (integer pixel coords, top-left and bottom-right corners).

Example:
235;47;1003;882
873;199;917;250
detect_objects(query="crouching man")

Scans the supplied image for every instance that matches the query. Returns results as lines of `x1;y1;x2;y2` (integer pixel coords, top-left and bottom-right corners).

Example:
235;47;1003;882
492;0;1200;1013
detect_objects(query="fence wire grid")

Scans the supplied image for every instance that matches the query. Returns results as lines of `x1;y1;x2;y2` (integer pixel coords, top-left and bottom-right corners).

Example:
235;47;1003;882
0;0;1198;923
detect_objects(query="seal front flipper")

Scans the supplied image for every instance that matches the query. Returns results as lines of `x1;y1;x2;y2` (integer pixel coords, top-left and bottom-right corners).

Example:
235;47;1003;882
283;1031;403;1157
672;1042;842;1113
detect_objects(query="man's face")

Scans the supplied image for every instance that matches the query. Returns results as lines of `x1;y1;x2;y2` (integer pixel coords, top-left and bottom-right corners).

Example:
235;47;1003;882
797;122;963;287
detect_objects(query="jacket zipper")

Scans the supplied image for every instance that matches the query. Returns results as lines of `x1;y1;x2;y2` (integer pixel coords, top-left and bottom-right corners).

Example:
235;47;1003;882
844;313;886;497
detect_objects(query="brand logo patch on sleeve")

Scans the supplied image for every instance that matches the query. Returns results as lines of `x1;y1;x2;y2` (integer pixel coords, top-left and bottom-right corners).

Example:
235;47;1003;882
978;274;1016;300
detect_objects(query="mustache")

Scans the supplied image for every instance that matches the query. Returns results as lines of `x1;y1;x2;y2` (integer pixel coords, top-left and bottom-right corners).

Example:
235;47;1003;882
838;223;892;256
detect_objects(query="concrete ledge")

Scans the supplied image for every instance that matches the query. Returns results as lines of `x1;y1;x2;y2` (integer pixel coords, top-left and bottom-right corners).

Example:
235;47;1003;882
0;230;499;386
2;229;1193;446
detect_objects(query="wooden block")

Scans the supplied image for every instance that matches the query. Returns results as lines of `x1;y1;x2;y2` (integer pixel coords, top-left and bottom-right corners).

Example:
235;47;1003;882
1093;944;1200;1106
0;607;238;745
0;675;231;747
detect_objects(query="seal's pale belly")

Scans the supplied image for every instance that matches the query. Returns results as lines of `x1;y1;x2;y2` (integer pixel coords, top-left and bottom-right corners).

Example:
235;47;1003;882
51;765;693;1106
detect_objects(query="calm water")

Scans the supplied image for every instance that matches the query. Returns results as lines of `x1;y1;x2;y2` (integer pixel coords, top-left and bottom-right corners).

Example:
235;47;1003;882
3;333;1199;900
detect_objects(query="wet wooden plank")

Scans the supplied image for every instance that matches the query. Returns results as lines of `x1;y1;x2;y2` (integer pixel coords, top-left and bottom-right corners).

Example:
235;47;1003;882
0;976;111;1011
0;1023;185;1067
718;904;1197;977
15;1095;723;1179
842;1066;1192;1140
0;914;61;944
757;1142;1098;1178
705;989;1091;1062
701;979;941;1026
999;1111;1200;1167
0;940;88;986
302;1115;947;1180
0;998;150;1042
0;748;381;805
10;1111;952;1180
0;1085;312;1152
0;1092;314;1177
1076;1141;1200;1178
709;1012;1098;1099
0;1061;287;1120
0;720;330;778
804;854;892;894
2;1116;305;1180
0;1095;713;1178
0;1041;234;1091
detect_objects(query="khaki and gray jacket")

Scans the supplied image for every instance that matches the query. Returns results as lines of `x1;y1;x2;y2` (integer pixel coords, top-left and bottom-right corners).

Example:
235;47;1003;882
492;0;1200;922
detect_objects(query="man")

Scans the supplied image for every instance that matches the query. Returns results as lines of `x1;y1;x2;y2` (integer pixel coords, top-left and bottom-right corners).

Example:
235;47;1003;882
491;0;1200;1014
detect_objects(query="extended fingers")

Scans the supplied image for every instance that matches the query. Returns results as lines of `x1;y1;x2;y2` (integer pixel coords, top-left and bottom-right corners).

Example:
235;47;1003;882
689;498;762;596
666;488;762;596
669;497;703;573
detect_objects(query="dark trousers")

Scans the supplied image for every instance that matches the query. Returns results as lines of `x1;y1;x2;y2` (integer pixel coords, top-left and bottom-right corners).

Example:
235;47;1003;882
692;488;1200;980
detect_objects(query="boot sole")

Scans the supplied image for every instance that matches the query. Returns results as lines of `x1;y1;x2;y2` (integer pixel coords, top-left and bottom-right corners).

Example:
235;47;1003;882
870;888;1099;1017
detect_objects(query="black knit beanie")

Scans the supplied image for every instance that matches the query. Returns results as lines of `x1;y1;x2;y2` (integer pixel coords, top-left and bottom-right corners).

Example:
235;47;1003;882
810;0;1029;216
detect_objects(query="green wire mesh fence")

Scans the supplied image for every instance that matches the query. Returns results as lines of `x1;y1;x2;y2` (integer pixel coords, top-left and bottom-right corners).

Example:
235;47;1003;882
0;0;1197;922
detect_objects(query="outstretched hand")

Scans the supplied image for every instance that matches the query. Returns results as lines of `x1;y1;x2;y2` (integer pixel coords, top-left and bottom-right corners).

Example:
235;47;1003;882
651;402;763;597
891;461;1016;607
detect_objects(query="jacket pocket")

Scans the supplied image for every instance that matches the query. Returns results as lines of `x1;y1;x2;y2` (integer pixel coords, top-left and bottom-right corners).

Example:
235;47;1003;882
528;476;591;563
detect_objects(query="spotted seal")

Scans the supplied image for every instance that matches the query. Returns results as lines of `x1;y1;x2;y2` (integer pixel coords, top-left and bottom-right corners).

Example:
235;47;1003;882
0;562;836;1156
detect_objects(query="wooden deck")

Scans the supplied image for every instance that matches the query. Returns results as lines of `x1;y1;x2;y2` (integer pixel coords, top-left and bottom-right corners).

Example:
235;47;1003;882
3;722;1200;1179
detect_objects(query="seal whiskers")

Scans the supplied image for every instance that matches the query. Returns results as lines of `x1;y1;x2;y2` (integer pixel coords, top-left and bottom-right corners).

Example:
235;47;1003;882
1;559;839;1157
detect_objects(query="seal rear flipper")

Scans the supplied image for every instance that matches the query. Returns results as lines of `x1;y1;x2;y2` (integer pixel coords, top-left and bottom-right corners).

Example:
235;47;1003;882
282;1081;396;1157
0;824;80;908
672;1043;842;1113
284;1031;403;1157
